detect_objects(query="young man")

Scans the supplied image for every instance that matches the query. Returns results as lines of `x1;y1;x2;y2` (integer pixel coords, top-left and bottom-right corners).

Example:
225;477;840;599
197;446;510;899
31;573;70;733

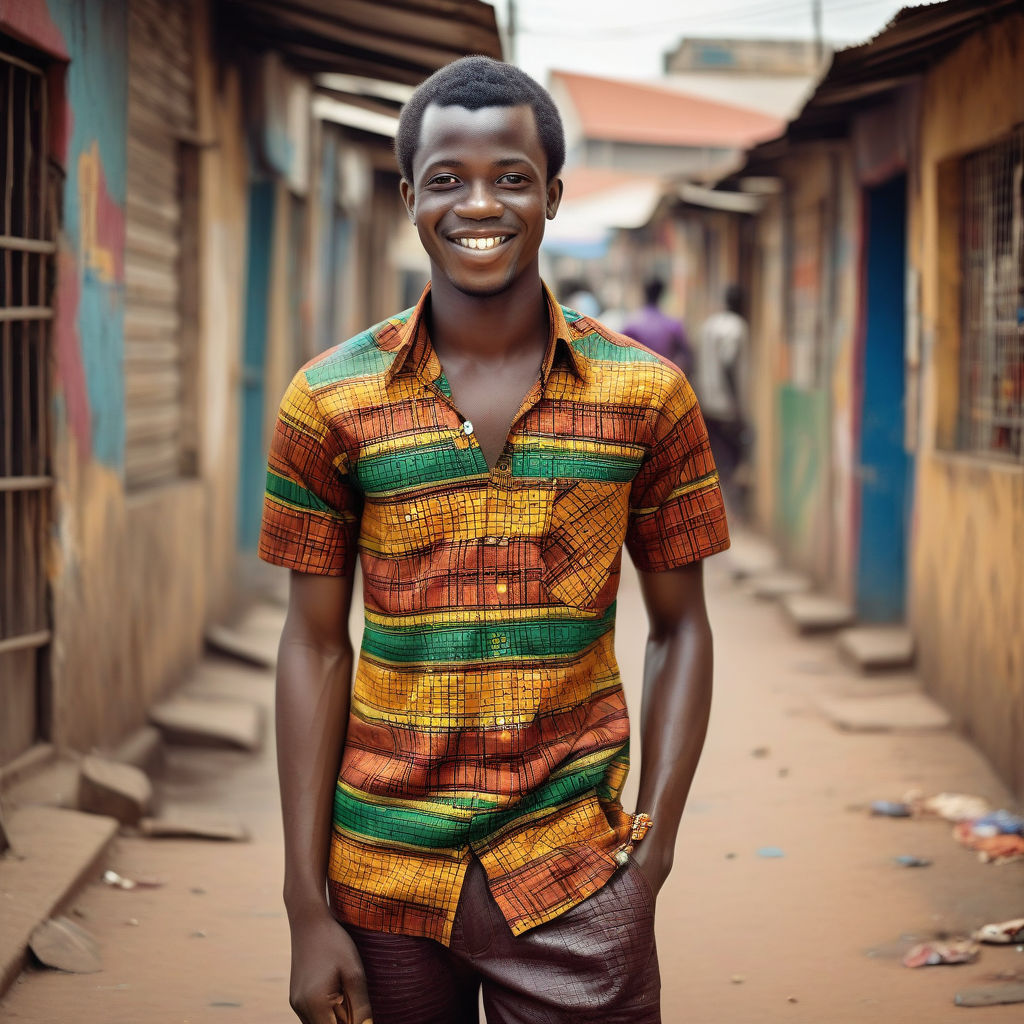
259;57;729;1024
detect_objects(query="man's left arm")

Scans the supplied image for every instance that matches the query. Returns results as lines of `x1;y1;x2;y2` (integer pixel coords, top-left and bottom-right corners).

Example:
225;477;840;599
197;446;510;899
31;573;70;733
629;560;713;895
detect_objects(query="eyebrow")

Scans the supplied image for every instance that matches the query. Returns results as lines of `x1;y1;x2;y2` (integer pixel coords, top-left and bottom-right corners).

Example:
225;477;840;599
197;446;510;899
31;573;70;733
422;156;533;173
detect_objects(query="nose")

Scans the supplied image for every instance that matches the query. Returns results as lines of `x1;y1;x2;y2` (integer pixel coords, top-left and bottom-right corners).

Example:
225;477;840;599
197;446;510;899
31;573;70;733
455;179;503;219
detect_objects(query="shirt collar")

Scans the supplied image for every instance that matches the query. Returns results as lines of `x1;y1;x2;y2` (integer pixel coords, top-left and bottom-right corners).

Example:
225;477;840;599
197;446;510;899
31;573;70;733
382;281;588;386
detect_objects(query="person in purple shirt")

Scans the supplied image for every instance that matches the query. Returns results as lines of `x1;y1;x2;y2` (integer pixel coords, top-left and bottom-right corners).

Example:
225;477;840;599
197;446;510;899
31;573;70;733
622;277;694;376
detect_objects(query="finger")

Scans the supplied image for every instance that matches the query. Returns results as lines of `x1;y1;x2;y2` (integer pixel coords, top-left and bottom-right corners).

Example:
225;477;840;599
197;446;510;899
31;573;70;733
345;974;373;1024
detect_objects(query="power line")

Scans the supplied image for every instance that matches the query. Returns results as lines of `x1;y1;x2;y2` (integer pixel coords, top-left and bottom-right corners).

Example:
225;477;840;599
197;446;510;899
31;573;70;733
517;0;904;41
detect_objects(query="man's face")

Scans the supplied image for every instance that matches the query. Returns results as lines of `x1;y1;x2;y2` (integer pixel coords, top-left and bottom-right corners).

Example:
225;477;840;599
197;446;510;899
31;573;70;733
400;103;562;299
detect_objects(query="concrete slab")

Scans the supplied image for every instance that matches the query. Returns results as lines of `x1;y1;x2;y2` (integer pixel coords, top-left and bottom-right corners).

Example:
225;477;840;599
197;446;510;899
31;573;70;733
781;592;855;633
204;624;276;669
837;625;915;672
139;814;249;842
723;531;779;581
0;806;117;995
814;689;952;732
149;696;264;752
77;756;153;826
747;570;812;600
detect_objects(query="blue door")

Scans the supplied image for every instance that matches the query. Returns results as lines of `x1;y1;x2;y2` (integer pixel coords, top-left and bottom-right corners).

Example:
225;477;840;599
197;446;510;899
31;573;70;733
237;181;275;551
856;175;912;621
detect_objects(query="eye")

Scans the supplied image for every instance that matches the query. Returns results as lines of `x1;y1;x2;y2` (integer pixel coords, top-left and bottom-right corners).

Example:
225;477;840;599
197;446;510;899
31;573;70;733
426;173;459;187
498;172;528;186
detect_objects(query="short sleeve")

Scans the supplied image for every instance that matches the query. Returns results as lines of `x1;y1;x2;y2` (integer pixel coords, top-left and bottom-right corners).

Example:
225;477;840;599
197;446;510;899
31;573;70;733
625;372;730;572
258;370;360;576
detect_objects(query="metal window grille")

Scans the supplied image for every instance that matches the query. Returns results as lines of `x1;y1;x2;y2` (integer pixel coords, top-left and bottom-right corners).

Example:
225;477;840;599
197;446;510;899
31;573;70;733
959;126;1024;461
0;46;53;761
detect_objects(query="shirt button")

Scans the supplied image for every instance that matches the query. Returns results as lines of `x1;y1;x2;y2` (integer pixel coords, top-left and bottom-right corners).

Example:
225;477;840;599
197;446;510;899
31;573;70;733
463;420;474;435
496;582;508;594
496;458;510;472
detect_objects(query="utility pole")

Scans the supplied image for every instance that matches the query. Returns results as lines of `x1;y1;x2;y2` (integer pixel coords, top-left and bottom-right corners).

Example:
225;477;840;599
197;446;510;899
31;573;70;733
507;0;518;65
812;0;823;66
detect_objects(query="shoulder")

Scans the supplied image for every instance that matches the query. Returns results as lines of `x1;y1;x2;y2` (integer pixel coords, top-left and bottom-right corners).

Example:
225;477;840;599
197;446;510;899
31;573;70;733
567;310;687;383
294;306;416;394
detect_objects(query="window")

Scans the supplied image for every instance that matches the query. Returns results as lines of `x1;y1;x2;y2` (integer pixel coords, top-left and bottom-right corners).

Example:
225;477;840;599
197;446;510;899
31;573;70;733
959;127;1024;461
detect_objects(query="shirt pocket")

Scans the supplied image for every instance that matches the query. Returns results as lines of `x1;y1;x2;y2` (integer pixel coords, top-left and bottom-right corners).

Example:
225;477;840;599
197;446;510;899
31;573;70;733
541;479;630;609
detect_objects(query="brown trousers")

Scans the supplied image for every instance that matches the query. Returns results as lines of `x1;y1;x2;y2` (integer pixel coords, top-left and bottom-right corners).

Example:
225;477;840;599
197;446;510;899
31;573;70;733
348;857;661;1024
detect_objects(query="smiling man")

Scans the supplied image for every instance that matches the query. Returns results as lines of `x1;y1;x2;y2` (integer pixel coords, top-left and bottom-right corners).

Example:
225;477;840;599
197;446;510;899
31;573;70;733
259;57;729;1024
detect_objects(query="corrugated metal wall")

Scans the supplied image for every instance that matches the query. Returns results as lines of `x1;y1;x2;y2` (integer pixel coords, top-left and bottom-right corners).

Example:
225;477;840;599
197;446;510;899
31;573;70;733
124;0;196;488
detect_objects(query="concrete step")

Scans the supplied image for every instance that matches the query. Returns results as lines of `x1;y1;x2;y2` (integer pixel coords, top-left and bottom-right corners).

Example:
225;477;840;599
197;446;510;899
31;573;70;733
747;570;812;600
149;696;265;752
723;531;779;581
780;592;856;633
837;625;915;672
204;601;285;669
813;685;952;732
0;806;117;996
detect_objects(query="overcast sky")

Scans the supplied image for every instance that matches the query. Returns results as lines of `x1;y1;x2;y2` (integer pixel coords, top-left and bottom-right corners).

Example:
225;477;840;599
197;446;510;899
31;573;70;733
487;0;925;84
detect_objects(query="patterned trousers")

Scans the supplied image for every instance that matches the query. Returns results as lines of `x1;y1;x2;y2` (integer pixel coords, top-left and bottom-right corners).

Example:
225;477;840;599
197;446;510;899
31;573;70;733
348;856;661;1024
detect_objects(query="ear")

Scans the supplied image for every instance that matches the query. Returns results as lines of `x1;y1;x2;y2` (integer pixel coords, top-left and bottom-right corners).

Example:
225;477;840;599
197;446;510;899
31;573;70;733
399;178;416;223
545;177;563;220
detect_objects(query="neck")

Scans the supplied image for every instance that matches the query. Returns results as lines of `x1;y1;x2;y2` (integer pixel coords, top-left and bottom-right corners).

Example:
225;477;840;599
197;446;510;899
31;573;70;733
427;268;549;362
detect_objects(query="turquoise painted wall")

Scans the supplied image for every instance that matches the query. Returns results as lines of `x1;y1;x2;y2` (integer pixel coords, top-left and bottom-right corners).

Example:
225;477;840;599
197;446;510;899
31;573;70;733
16;0;128;469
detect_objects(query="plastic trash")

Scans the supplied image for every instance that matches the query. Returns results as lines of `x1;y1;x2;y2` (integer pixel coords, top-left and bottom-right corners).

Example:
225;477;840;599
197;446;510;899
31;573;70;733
894;855;932;867
970;810;1024;837
902;940;979;968
871;800;912;817
973;918;1024;944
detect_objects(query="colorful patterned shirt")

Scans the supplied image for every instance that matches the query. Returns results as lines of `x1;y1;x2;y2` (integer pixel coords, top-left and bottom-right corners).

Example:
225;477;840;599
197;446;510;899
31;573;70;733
259;283;729;945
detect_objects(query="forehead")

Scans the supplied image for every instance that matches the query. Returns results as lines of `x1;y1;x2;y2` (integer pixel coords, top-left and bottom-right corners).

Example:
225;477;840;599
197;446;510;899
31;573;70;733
413;103;543;175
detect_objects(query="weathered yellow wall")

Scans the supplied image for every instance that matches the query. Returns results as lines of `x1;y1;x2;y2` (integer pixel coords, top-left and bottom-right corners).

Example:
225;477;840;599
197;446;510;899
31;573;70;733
195;6;247;623
50;468;207;751
750;195;783;535
911;13;1024;796
49;1;250;752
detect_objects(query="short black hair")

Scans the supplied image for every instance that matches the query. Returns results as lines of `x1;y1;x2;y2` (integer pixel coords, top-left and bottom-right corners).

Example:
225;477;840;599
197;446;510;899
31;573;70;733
396;56;565;183
725;283;743;315
643;277;665;305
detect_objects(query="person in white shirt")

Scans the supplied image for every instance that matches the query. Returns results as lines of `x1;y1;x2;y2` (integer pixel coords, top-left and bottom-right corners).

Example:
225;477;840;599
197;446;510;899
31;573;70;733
696;284;748;507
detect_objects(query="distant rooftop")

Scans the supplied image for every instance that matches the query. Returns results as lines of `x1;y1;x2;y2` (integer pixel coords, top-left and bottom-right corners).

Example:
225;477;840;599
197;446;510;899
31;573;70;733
550;70;784;149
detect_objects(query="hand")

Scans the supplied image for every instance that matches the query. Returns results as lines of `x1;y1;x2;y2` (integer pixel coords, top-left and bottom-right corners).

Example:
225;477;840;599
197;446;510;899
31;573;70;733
288;909;372;1024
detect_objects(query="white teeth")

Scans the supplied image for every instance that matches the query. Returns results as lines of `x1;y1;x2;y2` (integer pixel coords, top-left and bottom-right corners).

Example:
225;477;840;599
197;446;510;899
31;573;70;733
455;236;506;250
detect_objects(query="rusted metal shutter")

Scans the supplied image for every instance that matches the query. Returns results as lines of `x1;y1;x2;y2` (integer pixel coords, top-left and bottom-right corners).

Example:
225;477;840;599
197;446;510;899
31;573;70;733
124;0;195;488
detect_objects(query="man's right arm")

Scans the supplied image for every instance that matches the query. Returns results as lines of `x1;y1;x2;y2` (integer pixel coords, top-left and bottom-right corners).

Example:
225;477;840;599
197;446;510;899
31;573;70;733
277;569;372;1024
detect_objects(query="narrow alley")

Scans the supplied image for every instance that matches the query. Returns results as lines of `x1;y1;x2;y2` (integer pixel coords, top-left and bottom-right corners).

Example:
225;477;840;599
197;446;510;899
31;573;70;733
2;540;1020;1024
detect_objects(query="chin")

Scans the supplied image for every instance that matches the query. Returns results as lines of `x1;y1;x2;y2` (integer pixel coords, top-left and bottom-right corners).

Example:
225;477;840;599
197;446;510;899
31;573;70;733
447;266;520;299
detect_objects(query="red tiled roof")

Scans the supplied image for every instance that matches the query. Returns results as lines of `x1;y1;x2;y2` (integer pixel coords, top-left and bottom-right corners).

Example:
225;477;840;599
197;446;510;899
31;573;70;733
551;70;784;148
557;166;657;200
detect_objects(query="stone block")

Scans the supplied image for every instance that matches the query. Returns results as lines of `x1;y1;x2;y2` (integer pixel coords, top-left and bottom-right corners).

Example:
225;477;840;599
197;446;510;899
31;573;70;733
0;806;117;996
77;756;153;825
748;570;811;600
149;697;264;751
837;626;915;672
781;592;855;633
814;689;952;732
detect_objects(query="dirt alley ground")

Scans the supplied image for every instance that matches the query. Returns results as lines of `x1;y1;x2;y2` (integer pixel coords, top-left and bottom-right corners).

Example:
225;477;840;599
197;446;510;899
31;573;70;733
2;534;1022;1023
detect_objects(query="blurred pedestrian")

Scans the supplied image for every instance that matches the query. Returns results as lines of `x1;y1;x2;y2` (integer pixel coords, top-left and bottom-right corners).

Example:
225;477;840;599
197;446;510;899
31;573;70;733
564;278;602;318
622;277;694;376
696;283;748;506
260;55;729;1024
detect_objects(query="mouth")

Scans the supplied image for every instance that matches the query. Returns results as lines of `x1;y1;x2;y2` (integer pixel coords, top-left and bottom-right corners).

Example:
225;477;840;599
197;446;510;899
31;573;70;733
449;235;511;251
